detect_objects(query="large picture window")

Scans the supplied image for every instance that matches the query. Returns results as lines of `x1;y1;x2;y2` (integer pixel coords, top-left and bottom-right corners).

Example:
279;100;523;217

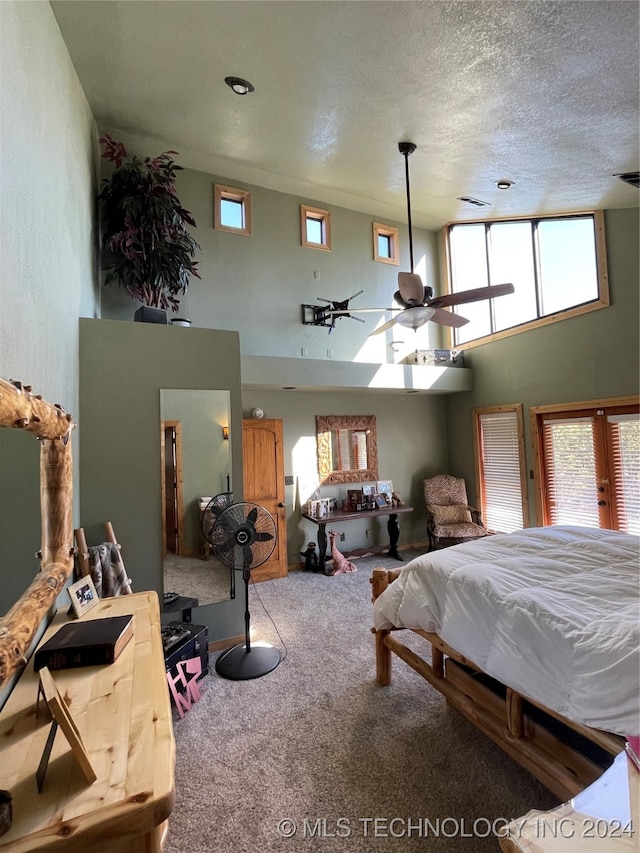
446;212;609;348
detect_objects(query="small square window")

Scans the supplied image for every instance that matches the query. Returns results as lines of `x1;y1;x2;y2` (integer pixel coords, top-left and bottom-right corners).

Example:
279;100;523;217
214;185;252;236
373;222;399;265
301;204;331;251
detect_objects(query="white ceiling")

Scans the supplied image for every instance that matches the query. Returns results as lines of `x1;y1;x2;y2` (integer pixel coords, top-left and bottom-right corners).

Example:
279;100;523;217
51;0;639;230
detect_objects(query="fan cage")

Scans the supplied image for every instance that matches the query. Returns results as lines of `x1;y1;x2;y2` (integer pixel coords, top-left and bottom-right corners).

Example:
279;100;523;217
205;501;277;570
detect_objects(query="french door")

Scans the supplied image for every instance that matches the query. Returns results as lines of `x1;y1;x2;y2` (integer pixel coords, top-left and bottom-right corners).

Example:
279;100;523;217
533;401;639;533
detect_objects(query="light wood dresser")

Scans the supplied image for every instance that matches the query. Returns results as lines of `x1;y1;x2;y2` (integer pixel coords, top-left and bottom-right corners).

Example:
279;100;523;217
0;591;175;852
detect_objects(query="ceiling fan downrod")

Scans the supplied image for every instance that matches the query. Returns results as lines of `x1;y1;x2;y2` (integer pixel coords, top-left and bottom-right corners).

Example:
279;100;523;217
398;141;417;272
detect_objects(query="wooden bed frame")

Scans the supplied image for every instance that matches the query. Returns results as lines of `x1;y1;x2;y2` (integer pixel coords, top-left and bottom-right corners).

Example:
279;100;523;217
0;378;75;692
371;566;624;802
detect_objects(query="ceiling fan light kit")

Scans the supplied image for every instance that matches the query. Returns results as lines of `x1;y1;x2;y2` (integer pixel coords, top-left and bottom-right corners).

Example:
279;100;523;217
395;306;435;330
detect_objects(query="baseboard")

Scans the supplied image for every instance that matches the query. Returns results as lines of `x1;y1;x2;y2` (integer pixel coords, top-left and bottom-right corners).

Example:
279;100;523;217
208;634;244;653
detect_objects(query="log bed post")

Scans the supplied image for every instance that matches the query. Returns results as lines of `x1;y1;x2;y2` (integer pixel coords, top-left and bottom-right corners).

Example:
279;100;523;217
371;567;404;686
0;378;75;691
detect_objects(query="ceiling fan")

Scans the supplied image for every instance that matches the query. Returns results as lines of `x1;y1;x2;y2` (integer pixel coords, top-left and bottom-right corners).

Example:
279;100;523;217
301;142;514;334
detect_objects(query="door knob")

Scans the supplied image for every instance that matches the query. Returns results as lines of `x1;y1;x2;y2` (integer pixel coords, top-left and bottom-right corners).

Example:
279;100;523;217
278;502;285;508
597;500;606;506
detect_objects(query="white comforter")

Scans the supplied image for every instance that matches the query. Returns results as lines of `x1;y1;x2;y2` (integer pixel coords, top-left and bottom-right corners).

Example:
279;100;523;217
373;525;640;736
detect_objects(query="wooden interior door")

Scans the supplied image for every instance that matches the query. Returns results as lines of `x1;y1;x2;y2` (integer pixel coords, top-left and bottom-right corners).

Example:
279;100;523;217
160;421;184;556
242;419;287;581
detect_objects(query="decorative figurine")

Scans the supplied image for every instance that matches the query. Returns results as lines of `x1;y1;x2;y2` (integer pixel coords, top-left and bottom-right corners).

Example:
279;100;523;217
329;531;357;575
391;490;405;508
300;542;319;572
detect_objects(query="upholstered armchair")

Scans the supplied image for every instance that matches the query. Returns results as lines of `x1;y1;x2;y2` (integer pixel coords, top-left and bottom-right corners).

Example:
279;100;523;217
424;474;488;551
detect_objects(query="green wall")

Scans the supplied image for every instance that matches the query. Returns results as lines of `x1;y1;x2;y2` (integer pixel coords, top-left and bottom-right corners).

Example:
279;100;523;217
240;389;450;562
0;2;98;617
446;207;640;522
79;319;244;640
100;163;444;361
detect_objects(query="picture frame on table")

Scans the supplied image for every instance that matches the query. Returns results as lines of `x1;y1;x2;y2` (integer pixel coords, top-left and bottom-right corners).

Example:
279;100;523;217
347;489;363;508
37;666;97;787
374;494;388;508
68;576;99;619
376;481;393;503
362;484;376;498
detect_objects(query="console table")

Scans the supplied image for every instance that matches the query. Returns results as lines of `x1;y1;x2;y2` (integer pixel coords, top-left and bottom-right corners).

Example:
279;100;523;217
0;591;175;852
302;506;414;574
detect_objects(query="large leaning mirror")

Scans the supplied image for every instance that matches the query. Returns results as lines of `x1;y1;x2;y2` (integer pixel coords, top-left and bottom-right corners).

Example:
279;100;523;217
160;389;234;606
316;414;378;484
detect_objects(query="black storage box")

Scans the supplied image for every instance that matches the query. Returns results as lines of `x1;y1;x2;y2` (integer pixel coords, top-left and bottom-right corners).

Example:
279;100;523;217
162;622;208;691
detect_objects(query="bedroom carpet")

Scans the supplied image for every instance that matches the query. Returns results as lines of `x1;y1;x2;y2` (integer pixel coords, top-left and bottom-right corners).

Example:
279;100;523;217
164;550;558;853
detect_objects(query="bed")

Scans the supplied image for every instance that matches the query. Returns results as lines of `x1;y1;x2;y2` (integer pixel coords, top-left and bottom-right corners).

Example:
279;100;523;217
371;525;639;800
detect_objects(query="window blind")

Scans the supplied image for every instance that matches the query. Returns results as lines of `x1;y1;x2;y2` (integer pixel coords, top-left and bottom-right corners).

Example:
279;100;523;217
607;413;640;534
542;417;599;527
478;410;524;532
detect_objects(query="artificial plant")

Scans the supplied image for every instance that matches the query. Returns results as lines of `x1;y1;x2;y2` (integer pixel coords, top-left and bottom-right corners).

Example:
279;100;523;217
98;134;200;311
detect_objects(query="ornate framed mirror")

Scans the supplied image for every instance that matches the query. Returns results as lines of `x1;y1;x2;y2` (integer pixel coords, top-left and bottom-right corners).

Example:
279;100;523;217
316;414;378;484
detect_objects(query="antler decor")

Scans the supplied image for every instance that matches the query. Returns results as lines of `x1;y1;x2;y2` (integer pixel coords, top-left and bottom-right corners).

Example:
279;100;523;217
0;379;75;691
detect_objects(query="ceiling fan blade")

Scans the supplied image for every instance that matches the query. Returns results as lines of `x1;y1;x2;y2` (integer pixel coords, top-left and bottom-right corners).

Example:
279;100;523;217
430;283;514;309
429;306;469;328
368;317;399;336
346;307;400;314
397;272;424;306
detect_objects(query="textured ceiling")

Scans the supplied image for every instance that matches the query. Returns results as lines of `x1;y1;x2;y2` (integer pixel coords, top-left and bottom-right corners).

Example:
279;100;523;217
51;0;639;230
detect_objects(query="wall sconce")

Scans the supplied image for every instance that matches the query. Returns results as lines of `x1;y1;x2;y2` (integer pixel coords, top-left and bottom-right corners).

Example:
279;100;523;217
222;426;229;440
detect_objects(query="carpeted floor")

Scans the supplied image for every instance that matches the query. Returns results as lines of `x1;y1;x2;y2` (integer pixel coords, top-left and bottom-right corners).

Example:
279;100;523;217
164;550;558;852
164;553;232;606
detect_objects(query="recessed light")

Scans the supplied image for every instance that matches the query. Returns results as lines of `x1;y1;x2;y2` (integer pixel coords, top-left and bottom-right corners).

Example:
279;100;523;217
496;179;515;190
224;76;254;95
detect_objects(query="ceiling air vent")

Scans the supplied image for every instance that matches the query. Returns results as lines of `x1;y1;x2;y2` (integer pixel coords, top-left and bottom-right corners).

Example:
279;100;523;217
457;196;491;207
614;172;640;188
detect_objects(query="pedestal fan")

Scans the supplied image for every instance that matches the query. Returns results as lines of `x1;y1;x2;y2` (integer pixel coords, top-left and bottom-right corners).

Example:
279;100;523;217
203;501;280;680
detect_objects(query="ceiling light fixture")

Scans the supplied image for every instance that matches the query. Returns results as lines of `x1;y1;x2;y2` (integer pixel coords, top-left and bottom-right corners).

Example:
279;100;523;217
496;179;514;190
224;76;254;95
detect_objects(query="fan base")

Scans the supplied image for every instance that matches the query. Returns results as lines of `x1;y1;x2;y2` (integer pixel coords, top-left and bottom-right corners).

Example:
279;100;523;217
215;642;281;680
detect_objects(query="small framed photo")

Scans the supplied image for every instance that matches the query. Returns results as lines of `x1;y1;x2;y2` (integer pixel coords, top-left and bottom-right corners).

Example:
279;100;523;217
347;489;363;508
362;484;376;498
374;494;388;508
68;576;99;618
377;481;393;502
